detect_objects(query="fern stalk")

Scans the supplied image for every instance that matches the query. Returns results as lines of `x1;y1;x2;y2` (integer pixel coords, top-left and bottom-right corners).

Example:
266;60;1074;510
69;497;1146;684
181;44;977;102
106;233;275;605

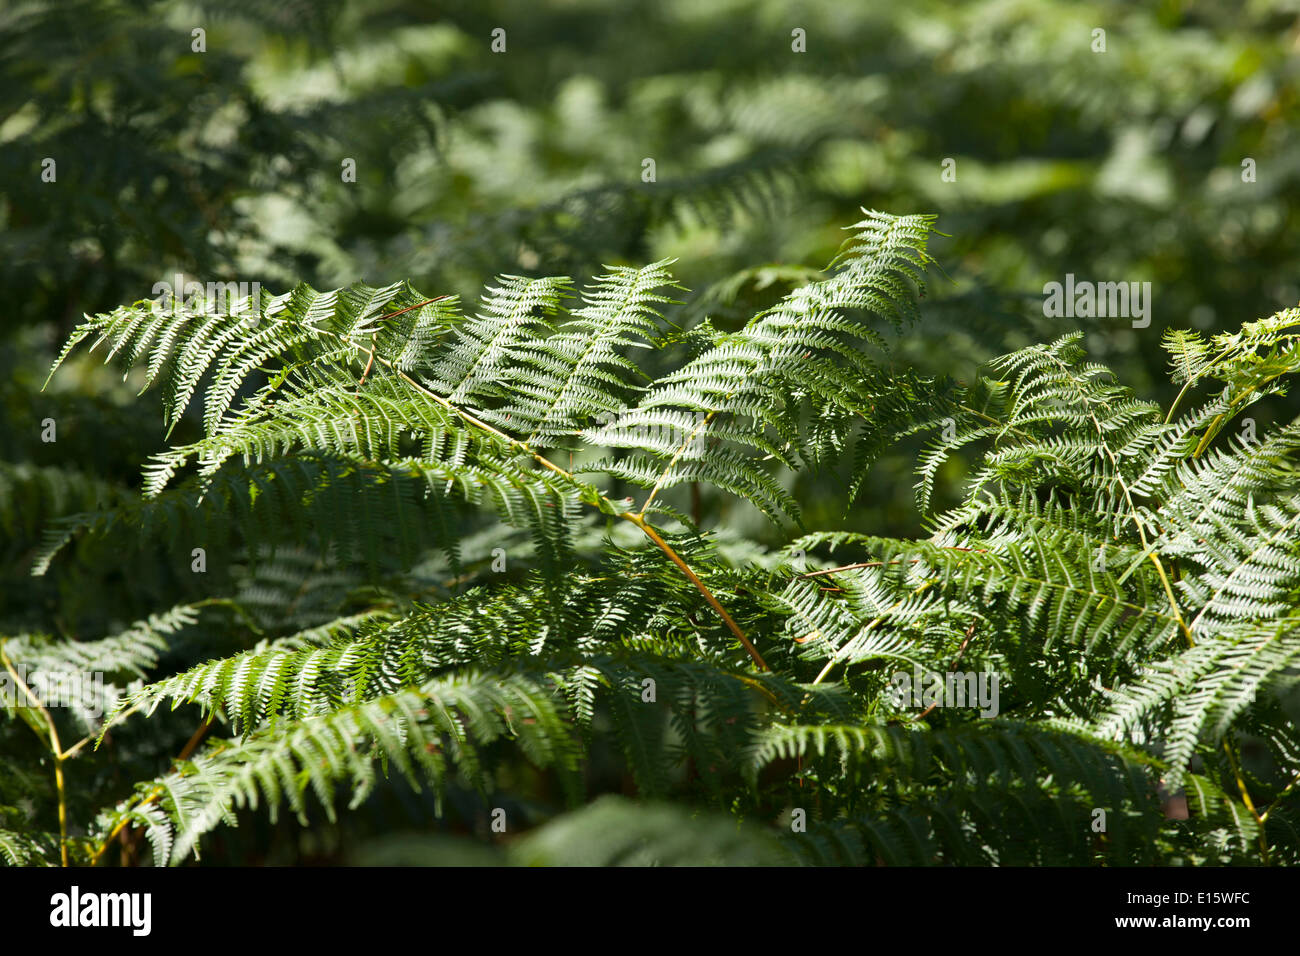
1;644;69;866
360;312;769;669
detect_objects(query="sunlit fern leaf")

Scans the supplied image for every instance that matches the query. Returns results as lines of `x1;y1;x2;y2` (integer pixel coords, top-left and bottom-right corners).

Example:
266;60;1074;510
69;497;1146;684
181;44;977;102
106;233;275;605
0;813;57;867
29;213;1300;868
95;669;582;865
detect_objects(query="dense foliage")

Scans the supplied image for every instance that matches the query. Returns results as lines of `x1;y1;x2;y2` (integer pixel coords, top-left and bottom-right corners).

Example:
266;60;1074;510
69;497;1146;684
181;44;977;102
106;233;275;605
2;1;1298;866
2;210;1297;866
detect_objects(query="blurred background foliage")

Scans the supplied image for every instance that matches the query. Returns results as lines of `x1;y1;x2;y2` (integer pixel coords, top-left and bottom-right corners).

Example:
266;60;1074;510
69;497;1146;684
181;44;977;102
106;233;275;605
2;0;1298;862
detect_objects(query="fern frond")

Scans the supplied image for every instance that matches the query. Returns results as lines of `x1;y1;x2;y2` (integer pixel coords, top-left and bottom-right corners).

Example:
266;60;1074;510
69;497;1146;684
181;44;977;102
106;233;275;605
97;669;582;865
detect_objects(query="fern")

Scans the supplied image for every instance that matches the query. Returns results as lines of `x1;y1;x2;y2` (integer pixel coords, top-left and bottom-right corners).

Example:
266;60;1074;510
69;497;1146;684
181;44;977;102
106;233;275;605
11;210;1300;867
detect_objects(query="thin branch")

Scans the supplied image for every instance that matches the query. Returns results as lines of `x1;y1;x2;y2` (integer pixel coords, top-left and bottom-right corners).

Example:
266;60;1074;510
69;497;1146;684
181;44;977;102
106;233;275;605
91;712;217;866
1260;767;1300;824
624;512;769;670
1221;738;1270;864
356;336;377;390
1;644;68;866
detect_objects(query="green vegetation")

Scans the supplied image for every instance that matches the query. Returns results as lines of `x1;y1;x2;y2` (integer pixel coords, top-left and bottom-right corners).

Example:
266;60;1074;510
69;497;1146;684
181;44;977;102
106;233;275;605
2;1;1297;866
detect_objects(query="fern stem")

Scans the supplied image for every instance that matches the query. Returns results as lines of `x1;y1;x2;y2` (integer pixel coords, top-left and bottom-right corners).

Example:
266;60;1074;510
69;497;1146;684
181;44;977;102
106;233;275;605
90;712;217;866
798;547;982;580
916;618;979;721
1034;347;1198;646
811;578;936;685
1164;341;1236;425
1;644;69;866
623;512;769;670
1191;372;1288;459
327;311;765;670
390;362;761;664
1221;739;1269;863
1146;553;1194;647
1164;328;1299;427
639;410;719;517
356;335;377;390
53;760;69;867
952;402;1039;443
1260;768;1300;824
1186;506;1300;635
1222;739;1262;819
92;803;153;866
3;602;243;865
